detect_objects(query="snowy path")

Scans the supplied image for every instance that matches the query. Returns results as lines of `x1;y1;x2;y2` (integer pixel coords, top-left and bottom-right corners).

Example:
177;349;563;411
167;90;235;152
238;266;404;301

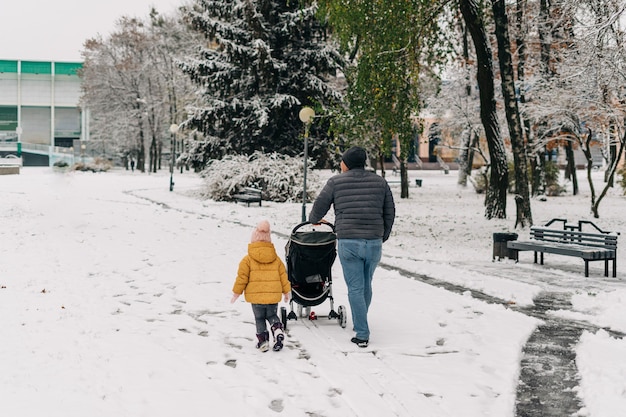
131;177;538;416
2;168;625;416
283;308;453;416
140;183;593;416
187;211;625;416
515;293;585;417
137;171;625;417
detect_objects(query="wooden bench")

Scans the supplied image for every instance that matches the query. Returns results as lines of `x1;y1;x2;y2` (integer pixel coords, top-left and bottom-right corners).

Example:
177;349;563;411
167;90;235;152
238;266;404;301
233;187;262;207
385;178;423;187
507;219;619;277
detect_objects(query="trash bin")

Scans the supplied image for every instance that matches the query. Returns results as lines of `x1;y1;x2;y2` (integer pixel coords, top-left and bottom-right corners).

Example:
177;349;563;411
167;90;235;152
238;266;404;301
493;232;518;261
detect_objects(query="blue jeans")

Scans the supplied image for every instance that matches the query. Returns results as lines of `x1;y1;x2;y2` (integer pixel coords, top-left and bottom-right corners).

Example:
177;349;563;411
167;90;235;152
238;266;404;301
337;239;382;340
251;304;280;334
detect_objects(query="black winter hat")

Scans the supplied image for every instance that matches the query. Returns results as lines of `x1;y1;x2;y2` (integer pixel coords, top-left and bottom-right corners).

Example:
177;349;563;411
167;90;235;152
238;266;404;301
342;146;367;169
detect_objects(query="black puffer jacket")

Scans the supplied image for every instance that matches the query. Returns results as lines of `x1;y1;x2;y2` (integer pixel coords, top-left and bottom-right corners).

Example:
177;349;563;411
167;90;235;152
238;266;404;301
308;168;395;241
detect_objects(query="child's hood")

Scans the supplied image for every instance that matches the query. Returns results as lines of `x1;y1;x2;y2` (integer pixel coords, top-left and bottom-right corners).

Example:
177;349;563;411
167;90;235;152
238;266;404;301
247;242;278;264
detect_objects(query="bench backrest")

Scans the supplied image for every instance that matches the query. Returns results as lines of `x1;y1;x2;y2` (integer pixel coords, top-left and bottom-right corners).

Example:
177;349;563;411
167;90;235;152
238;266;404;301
530;227;618;250
242;187;261;195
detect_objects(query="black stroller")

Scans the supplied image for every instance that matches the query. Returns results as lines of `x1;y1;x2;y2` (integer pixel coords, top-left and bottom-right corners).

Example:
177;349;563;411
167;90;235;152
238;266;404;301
281;221;347;330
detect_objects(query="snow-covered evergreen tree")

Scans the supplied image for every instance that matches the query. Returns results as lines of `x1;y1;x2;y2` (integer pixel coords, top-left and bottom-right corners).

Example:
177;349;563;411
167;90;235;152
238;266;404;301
179;0;344;163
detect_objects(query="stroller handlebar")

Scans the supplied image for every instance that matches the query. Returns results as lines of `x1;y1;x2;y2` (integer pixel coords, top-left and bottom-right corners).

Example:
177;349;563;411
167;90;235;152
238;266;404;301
291;221;336;234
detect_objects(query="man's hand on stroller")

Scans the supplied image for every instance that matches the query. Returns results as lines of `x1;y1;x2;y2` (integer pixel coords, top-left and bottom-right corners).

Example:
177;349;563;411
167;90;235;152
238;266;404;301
312;218;330;226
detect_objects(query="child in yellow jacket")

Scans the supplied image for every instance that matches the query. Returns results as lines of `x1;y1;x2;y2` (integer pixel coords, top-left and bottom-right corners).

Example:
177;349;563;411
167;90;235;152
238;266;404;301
231;220;291;351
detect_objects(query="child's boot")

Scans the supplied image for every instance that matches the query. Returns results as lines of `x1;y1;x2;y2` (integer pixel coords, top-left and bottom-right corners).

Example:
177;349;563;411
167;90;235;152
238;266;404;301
271;322;285;351
256;331;269;352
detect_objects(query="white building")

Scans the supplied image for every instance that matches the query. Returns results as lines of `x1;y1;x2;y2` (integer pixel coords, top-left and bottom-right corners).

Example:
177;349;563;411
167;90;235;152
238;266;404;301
0;59;87;166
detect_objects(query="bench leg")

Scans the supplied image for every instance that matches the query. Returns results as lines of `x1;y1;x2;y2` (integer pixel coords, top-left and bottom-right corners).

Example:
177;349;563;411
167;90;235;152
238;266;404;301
533;252;538;264
605;260;609;277
613;258;617;278
540;252;544;265
585;260;589;277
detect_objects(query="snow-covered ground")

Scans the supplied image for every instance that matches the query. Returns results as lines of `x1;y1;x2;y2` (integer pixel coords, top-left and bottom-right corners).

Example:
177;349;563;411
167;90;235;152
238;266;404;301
0;166;624;416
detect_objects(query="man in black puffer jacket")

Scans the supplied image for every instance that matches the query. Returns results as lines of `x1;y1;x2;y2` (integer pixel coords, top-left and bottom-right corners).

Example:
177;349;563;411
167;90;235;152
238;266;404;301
308;146;395;348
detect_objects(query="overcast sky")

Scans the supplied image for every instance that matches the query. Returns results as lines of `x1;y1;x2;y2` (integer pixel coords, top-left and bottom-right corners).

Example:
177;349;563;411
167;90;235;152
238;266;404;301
1;0;181;62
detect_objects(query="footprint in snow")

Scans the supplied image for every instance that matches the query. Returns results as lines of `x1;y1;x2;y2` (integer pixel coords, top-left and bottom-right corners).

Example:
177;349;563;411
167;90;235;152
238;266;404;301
268;398;284;412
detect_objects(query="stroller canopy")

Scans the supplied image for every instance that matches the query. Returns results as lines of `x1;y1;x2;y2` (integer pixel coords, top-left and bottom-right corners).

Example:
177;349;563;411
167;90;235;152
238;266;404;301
286;222;337;306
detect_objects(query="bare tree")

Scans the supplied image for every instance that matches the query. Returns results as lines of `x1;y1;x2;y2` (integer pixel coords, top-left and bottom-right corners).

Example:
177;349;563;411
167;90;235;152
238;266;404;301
582;127;626;218
522;0;626;216
80;9;198;172
425;65;488;188
491;0;533;227
460;0;509;219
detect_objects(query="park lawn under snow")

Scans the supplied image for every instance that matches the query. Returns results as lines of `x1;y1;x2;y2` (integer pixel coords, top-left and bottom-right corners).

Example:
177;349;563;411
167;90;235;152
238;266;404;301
0;167;625;416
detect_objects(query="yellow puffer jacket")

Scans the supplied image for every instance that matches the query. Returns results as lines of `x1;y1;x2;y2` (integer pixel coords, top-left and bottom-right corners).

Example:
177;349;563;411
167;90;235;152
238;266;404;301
232;242;291;304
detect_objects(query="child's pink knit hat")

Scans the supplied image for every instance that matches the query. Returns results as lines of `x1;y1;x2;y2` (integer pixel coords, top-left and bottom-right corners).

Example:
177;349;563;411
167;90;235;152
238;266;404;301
251;220;272;243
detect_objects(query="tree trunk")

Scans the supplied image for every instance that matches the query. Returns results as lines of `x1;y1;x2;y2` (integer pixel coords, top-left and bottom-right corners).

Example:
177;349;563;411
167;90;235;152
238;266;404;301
400;159;409;198
457;129;479;187
457;25;473;188
564;141;578;195
592;127;626;217
158;140;162;170
515;0;527;102
580;129;599;217
457;129;471;186
460;0;508;219
137;129;146;173
538;0;551;76
532;0;553;196
516;0;535;199
150;137;157;173
605;122;617;186
468;130;479;177
492;0;533;227
533;149;546;195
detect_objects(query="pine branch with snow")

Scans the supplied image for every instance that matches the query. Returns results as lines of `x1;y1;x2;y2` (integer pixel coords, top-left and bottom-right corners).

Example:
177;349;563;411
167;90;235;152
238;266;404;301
179;0;345;163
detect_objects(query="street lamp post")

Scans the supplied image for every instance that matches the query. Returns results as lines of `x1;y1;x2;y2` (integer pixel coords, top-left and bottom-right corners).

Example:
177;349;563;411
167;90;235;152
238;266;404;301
169;124;179;192
15;126;22;157
298;106;315;222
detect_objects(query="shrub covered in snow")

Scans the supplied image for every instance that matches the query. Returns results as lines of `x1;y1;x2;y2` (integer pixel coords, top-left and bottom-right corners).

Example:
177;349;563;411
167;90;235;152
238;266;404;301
72;158;113;173
199;152;322;203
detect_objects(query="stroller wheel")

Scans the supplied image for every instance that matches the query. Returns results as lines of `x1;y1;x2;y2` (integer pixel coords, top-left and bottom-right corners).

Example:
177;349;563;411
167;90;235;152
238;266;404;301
338;305;347;328
280;307;288;331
